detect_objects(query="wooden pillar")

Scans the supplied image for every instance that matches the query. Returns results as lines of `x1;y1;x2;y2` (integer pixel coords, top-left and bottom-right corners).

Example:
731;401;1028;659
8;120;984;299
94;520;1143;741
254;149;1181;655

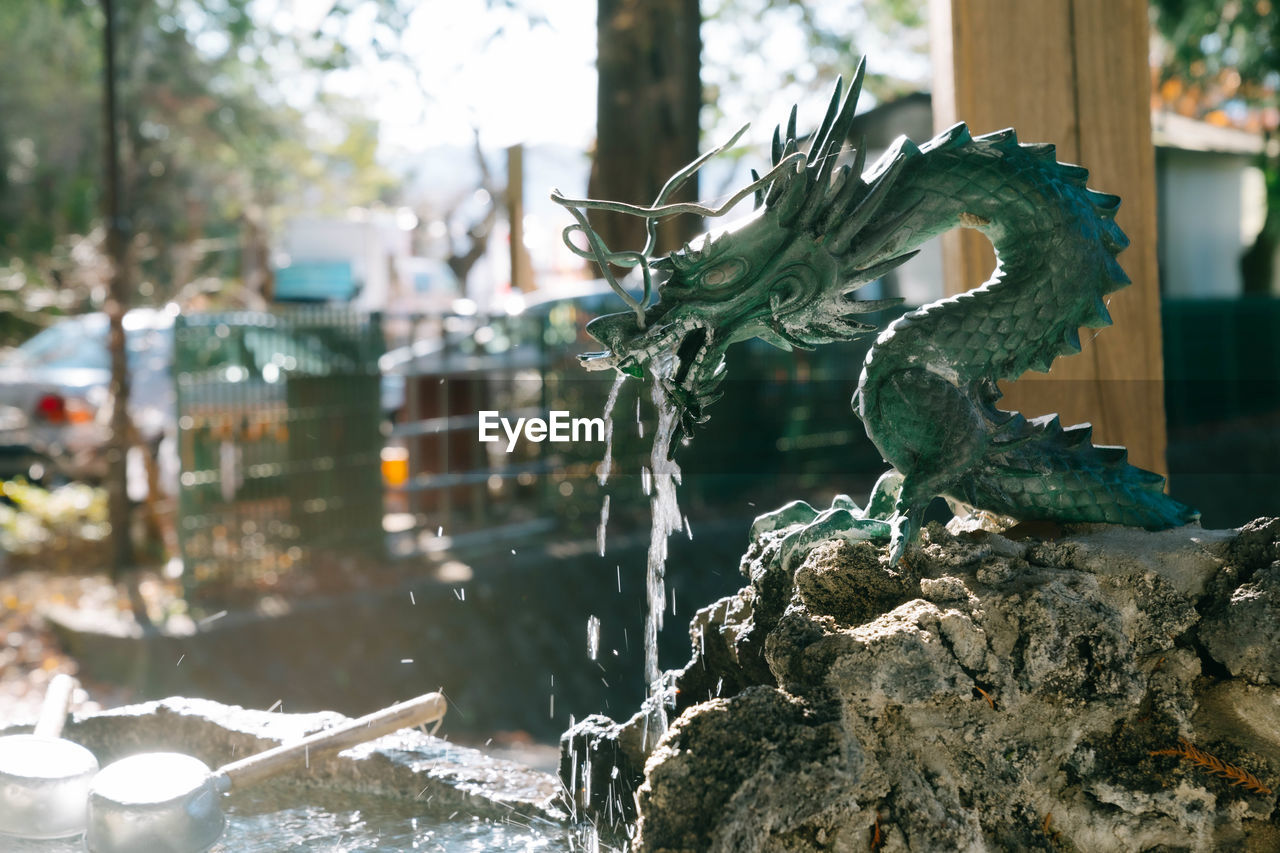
930;0;1169;476
506;144;535;293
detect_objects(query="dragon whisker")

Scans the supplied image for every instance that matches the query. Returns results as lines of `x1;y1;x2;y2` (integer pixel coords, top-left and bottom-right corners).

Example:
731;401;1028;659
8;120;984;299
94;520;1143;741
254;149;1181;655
550;151;805;225
554;196;650;328
551;119;808;328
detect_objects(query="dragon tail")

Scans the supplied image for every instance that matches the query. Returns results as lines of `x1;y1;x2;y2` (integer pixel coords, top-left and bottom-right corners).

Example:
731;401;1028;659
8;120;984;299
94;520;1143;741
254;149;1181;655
951;411;1198;528
848;123;1132;389
840;121;1198;538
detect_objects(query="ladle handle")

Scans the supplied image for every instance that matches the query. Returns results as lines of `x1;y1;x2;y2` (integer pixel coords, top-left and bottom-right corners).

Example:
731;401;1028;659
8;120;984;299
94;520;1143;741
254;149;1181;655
33;674;78;739
215;691;446;791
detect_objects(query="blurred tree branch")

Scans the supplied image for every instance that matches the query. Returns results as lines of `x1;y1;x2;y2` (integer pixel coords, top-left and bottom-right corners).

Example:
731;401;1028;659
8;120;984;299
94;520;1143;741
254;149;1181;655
444;131;505;288
0;0;412;344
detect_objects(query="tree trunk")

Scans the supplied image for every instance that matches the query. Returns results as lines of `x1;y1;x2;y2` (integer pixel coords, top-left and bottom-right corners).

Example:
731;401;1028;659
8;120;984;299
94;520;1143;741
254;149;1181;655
591;0;702;266
103;0;134;576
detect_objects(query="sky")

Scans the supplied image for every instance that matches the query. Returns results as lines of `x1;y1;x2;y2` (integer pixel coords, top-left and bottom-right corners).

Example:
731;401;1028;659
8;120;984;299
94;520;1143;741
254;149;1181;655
258;0;933;288
295;0;600;151
276;0;931;158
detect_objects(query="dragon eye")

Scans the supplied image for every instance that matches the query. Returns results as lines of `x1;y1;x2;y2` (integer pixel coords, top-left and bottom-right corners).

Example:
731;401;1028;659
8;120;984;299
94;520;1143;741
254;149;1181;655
699;258;748;290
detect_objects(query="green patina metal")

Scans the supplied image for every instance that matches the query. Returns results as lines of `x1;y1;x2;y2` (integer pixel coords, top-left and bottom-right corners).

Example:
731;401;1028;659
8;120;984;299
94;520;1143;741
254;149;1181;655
555;59;1198;565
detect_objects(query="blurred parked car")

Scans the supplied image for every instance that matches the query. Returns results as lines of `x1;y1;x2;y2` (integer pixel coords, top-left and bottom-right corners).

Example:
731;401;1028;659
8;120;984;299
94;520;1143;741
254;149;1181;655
0;308;175;485
377;280;635;416
0;307;400;490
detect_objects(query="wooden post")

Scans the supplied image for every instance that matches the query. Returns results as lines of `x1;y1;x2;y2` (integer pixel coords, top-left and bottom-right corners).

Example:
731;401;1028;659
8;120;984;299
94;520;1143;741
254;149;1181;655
930;0;1169;476
506;144;535;293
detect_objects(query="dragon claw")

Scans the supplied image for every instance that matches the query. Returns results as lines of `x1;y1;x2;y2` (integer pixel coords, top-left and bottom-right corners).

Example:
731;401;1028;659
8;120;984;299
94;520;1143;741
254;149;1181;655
777;506;892;572
886;515;912;566
748;494;893;571
749;483;907;570
749;499;823;543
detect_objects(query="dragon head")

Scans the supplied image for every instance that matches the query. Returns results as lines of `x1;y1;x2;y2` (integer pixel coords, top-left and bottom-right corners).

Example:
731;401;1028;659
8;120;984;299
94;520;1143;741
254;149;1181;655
555;60;908;437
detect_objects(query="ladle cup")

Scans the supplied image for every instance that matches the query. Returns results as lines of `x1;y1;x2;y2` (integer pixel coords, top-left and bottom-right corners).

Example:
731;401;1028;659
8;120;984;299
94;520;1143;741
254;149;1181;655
0;673;99;840
85;690;446;853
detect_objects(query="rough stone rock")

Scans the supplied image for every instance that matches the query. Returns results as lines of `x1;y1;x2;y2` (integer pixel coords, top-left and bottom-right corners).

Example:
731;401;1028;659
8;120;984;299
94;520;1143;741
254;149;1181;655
563;516;1280;852
1201;561;1280;685
560;711;650;826
1197;518;1280;687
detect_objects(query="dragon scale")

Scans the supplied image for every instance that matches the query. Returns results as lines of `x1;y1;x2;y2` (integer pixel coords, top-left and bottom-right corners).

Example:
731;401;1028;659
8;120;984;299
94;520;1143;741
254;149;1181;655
555;61;1197;565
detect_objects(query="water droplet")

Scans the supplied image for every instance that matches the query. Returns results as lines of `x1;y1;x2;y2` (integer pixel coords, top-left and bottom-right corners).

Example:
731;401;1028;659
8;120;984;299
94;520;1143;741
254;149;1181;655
597;495;611;557
587;615;601;660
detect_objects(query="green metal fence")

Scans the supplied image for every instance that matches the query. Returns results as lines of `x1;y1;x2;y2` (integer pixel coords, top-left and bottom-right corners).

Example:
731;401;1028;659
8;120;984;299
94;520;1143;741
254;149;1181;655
383;310;557;554
1162;297;1280;427
173;309;385;596
168;296;1279;593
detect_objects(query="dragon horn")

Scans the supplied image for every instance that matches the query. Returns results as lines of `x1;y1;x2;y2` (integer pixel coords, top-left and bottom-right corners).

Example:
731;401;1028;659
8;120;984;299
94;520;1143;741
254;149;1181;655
807;74;845;164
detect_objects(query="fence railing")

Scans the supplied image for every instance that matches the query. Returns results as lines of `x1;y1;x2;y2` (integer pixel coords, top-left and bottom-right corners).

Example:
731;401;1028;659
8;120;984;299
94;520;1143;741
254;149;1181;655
169;296;1280;594
173;309;385;596
382;309;558;553
1162;297;1280;428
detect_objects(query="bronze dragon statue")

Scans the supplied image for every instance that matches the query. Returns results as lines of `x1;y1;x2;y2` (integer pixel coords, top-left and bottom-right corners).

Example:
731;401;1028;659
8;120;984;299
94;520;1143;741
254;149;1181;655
553;60;1198;565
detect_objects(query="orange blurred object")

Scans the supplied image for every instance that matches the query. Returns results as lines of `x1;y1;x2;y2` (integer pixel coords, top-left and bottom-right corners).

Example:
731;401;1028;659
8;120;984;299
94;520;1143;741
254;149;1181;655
381;447;409;489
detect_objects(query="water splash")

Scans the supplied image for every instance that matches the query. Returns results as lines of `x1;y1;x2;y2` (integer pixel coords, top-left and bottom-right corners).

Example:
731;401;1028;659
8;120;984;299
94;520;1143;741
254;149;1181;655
592;364;683;754
597;374;626;487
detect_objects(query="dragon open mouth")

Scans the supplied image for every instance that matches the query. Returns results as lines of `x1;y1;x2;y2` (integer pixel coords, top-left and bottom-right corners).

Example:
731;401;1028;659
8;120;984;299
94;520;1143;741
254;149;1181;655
673;326;707;387
578;309;728;443
580;311;717;387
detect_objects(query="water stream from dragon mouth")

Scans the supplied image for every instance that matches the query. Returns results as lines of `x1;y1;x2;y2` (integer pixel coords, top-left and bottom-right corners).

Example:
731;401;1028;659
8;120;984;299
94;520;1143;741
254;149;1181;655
596;369;682;752
641;378;682;748
598;375;625;488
